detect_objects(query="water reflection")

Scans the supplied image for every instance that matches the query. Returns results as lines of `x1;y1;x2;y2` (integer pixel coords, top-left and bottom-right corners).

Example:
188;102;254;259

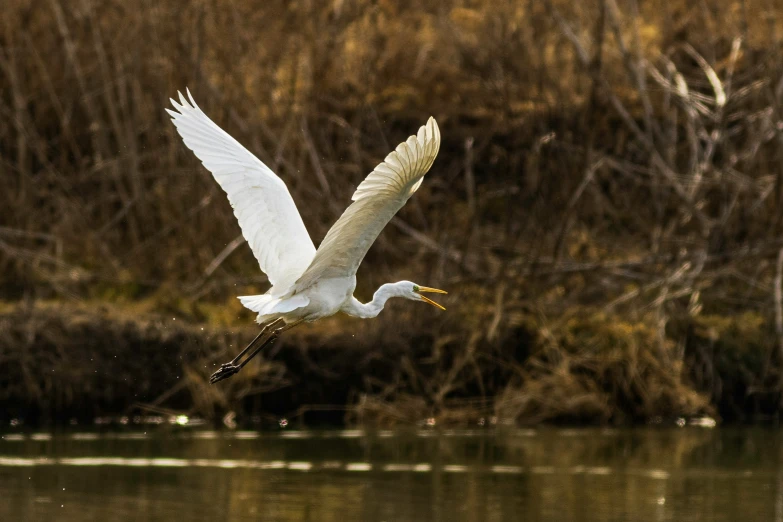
0;427;780;521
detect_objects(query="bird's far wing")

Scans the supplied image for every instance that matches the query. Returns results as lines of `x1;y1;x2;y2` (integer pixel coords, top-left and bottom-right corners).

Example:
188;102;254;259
167;90;316;293
292;117;440;293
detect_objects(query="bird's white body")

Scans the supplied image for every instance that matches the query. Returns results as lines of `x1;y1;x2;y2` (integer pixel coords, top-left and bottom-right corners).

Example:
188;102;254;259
167;89;445;336
242;275;357;324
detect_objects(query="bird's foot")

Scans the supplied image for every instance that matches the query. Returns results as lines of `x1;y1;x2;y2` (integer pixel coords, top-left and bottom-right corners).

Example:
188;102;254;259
210;363;240;384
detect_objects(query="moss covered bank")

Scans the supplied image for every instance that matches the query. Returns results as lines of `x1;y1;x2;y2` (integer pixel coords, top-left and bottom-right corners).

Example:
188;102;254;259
1;300;779;428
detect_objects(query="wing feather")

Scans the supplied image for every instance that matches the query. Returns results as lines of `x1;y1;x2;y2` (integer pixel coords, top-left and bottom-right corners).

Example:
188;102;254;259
167;90;316;293
292;117;440;293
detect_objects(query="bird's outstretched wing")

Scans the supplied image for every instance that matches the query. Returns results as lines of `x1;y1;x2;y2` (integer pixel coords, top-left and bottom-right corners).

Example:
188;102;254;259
167;90;316;293
292;117;440;293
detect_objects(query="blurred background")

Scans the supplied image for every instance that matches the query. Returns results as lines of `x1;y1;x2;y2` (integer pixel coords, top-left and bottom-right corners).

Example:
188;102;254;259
1;0;783;429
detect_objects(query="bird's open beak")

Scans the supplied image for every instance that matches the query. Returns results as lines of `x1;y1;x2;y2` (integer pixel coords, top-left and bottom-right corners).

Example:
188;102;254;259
416;286;448;310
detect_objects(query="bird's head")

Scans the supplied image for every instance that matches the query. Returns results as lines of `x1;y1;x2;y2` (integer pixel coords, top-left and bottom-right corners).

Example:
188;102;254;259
399;281;448;310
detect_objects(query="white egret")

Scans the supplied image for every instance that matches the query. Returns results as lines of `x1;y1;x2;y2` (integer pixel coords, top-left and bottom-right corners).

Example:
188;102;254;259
167;90;446;384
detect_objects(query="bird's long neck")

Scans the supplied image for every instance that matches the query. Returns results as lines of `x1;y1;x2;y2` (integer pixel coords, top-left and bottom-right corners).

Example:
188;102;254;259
342;283;405;319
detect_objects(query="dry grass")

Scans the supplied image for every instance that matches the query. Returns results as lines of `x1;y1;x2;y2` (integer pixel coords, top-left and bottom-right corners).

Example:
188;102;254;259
2;0;783;424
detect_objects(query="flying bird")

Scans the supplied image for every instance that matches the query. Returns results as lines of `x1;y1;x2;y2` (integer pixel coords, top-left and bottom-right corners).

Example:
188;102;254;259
167;90;446;384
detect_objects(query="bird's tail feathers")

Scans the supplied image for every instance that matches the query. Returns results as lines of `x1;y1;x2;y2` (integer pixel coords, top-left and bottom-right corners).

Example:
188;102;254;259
237;294;309;318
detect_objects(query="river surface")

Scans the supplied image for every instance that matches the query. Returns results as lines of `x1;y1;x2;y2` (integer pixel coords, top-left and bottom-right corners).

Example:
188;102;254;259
0;426;781;521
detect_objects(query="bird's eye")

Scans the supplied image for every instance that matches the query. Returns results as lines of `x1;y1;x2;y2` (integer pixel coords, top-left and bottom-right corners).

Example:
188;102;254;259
413;285;419;292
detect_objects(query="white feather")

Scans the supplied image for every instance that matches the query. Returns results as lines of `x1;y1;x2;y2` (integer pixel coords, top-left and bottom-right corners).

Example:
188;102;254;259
167;89;316;294
292;117;440;292
238;294;310;320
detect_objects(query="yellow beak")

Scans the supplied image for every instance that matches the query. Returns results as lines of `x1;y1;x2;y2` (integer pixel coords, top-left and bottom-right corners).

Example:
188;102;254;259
416;286;448;310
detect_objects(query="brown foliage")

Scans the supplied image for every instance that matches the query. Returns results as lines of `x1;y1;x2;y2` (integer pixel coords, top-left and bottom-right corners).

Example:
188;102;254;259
1;0;783;424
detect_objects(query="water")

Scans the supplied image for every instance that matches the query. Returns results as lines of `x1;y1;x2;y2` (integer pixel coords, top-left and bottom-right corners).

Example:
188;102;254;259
0;426;780;521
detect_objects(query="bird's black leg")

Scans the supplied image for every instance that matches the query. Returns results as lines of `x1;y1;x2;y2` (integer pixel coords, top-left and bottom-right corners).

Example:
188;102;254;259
229;319;283;366
235;320;302;370
209;319;282;384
